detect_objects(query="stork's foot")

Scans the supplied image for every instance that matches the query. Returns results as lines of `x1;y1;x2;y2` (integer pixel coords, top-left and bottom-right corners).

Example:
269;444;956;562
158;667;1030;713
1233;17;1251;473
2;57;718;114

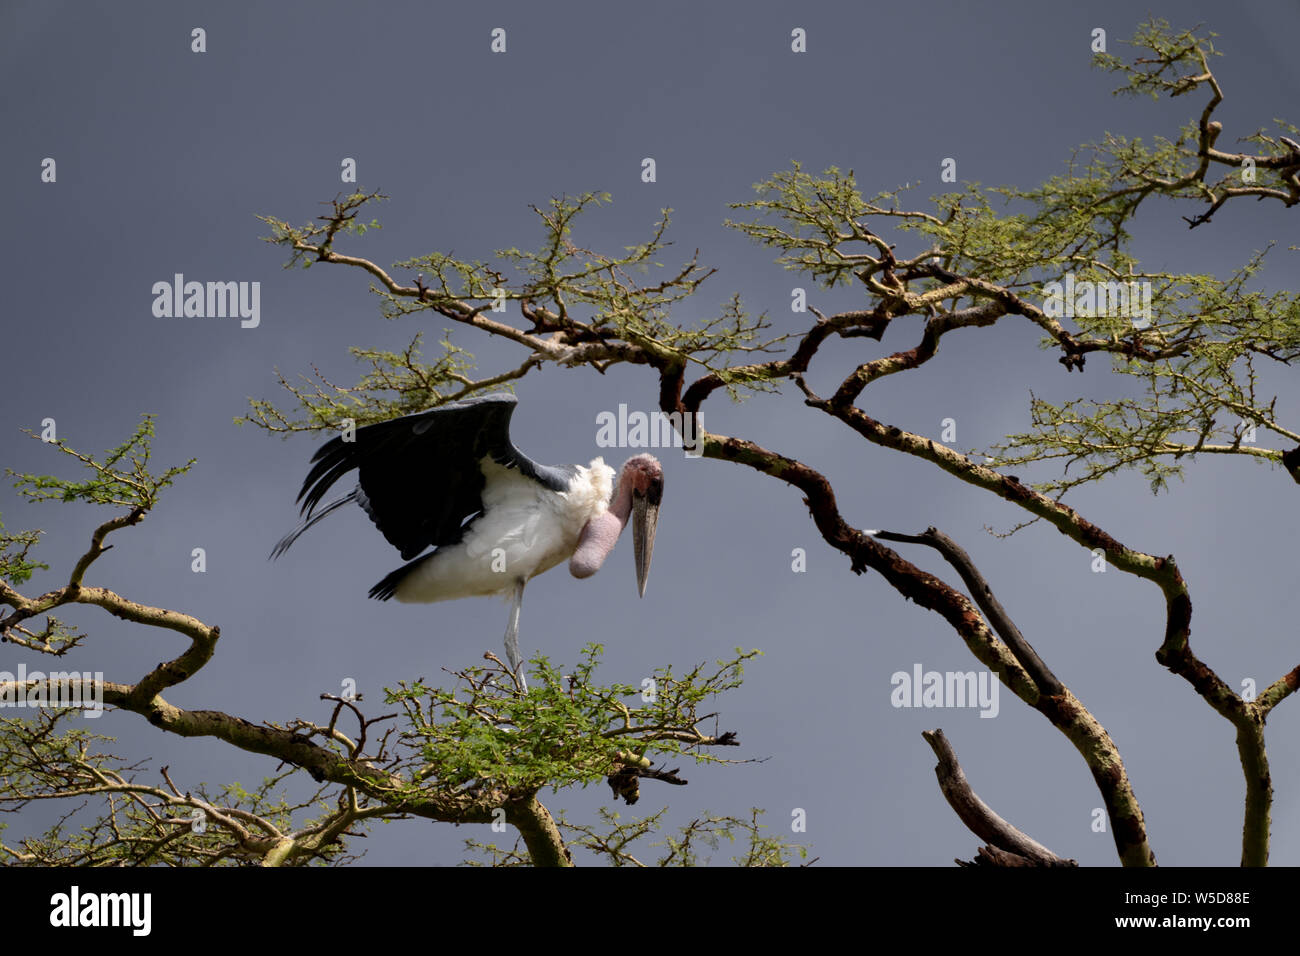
504;643;528;693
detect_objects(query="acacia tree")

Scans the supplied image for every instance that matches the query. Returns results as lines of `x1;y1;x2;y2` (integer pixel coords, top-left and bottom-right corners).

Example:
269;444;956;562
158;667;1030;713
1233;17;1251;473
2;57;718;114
2;19;1297;866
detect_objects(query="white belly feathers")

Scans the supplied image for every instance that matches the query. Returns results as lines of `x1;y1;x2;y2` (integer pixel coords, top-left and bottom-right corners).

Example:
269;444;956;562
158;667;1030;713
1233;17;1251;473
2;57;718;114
392;457;614;603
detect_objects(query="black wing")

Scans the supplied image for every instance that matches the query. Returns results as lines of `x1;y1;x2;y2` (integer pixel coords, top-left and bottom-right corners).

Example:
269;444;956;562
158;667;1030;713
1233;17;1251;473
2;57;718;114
272;394;575;561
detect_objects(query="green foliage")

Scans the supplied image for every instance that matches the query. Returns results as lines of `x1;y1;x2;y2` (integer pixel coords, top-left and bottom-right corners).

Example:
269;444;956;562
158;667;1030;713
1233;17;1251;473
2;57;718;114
0;611;83;656
726;162;936;287
0;712;352;866
6;415;194;512
250;190;785;435
726;19;1299;501
240;330;487;434
651;807;811;867
258;189;386;270
1091;17;1219;101
991;248;1300;496
388;644;756;797
467;805;811;867
0;518;46;586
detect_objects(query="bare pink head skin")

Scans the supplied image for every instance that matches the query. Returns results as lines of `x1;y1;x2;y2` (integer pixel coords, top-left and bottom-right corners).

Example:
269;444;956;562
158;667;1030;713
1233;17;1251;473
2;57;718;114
570;454;663;596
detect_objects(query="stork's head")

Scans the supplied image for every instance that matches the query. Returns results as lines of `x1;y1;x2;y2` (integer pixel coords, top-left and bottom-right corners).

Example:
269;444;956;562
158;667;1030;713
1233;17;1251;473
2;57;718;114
623;454;663;597
569;453;663;596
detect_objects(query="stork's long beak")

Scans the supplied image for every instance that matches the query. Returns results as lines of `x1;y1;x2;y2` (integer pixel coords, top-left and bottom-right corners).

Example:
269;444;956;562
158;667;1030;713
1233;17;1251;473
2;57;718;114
632;492;659;598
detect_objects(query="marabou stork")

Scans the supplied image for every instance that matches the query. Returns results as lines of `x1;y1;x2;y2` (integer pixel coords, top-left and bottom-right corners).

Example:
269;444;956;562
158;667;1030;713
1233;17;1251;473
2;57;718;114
271;394;663;689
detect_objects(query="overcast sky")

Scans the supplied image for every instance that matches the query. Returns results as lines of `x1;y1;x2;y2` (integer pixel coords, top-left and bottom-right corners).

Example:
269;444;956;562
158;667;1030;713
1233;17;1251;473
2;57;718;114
3;0;1299;867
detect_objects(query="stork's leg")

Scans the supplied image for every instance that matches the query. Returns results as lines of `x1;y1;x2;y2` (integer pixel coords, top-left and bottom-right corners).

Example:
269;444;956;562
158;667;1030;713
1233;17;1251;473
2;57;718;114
504;578;528;692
